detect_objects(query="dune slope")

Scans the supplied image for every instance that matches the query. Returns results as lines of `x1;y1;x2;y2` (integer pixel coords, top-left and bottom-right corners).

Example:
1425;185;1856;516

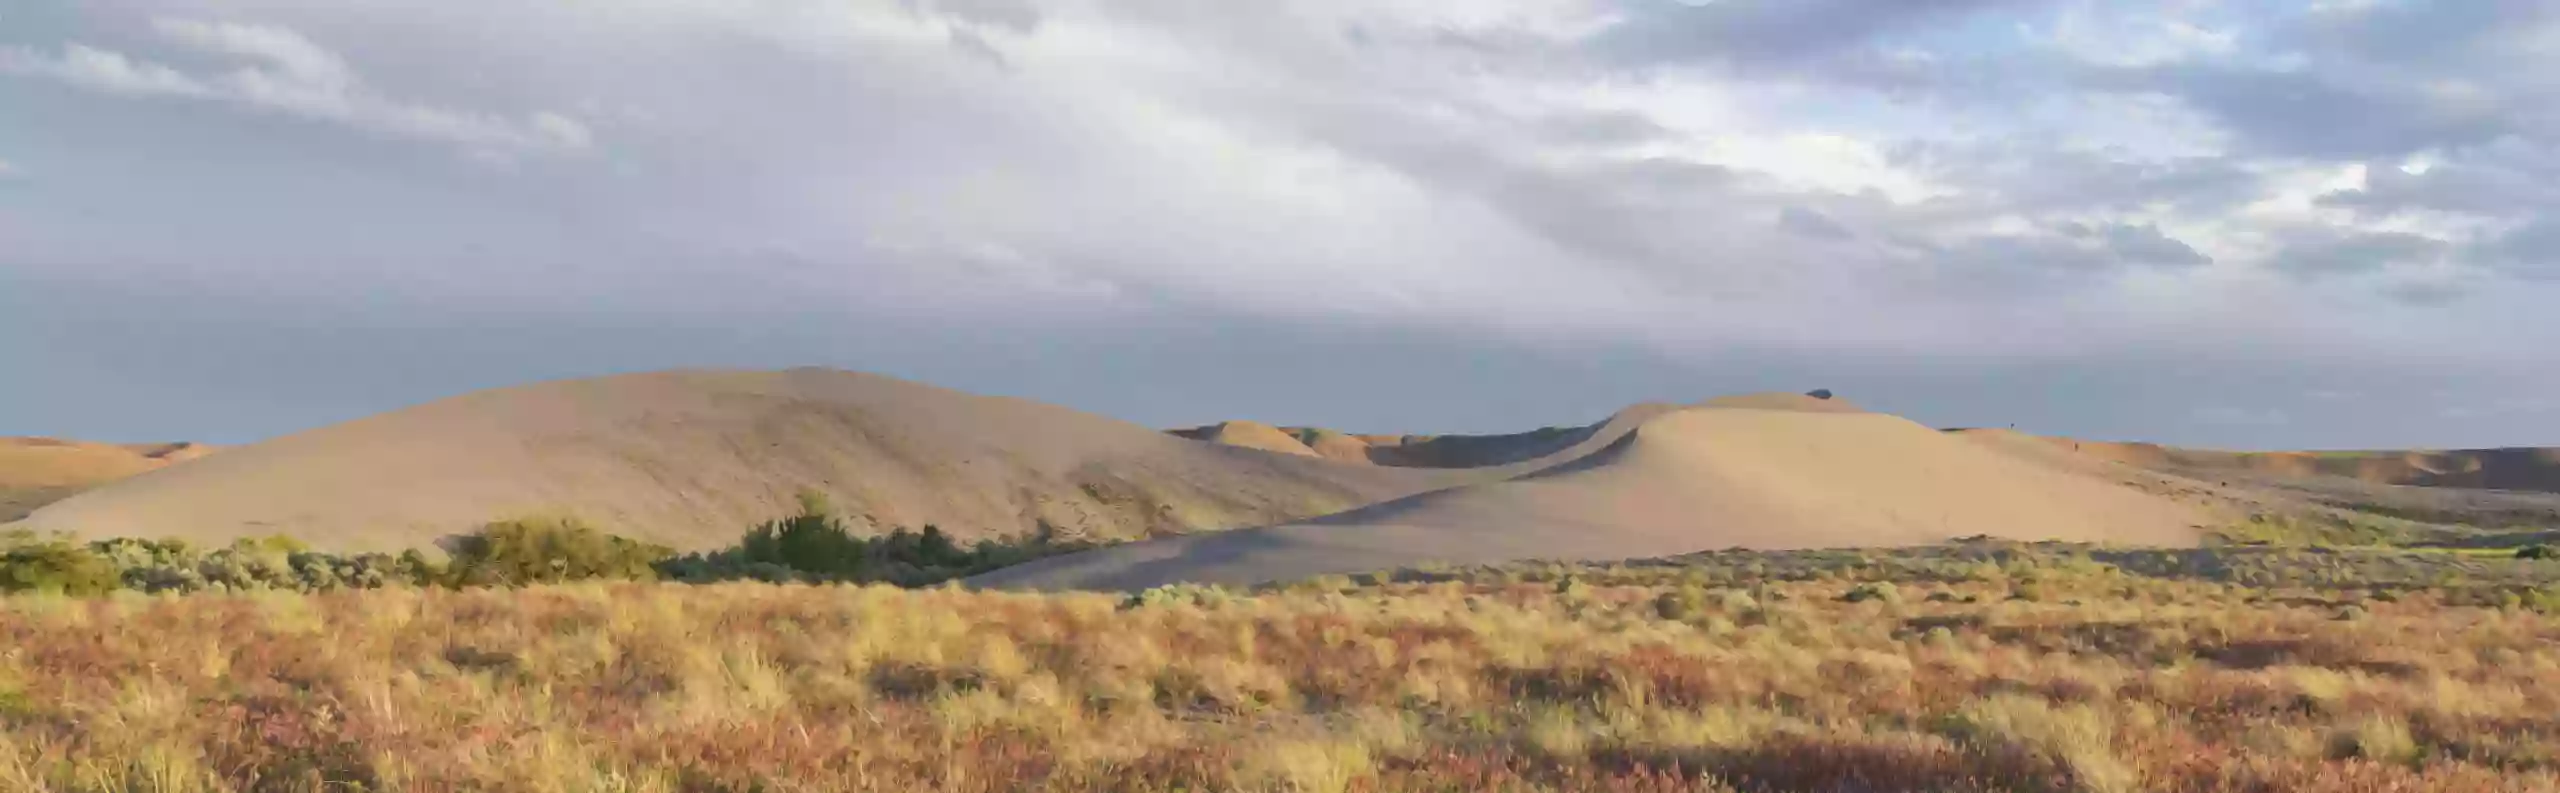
12;369;1468;552
0;438;218;522
976;404;2207;591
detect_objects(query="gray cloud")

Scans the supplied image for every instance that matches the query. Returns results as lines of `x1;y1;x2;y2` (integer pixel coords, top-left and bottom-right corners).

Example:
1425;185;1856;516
1596;0;2038;68
926;0;1043;34
2098;223;2210;268
2077;3;2556;161
4;0;2560;449
2269;230;2448;277
2093;63;2508;160
0;18;590;157
2480;219;2560;280
1777;206;1854;240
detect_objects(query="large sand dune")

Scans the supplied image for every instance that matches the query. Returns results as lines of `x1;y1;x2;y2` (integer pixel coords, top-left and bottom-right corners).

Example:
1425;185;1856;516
1;438;217;522
975;401;2209;591
10;369;1474;552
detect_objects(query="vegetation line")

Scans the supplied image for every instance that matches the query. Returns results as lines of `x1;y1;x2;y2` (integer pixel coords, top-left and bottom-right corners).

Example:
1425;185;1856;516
1;492;1105;596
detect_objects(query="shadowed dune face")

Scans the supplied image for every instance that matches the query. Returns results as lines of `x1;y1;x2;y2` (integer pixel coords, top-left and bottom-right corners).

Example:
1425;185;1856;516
1174;392;1862;470
10;369;1474;552
0;438;219;522
977;404;2207;592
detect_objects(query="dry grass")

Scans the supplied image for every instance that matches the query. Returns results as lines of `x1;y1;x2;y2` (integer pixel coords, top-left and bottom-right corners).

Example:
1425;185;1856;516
7;544;2560;791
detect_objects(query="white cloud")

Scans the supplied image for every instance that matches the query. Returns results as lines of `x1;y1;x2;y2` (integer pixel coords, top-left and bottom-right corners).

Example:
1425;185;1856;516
0;43;211;97
0;18;591;157
5;0;2559;366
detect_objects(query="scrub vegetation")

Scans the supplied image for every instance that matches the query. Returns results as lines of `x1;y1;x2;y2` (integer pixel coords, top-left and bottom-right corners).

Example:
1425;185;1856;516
5;538;2560;791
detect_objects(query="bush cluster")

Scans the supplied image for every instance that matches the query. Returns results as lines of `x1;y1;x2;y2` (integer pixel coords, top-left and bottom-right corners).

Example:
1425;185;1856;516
2;531;420;595
657;494;1101;587
4;493;1115;598
444;517;673;587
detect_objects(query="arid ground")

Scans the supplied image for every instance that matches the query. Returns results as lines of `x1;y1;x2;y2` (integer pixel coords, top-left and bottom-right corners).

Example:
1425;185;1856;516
8;542;2560;791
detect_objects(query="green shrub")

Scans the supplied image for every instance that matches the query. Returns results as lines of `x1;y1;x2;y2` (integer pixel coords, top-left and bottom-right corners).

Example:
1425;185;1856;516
2517;545;2556;560
0;541;121;596
443;517;673;587
659;497;1103;587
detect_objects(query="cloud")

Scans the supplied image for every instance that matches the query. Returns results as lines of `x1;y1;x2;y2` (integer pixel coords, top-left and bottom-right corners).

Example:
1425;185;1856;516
0;43;210;97
2097;223;2211;267
2478;219;2560;280
1;18;591;157
1777;205;1854;240
2267;230;2448;277
1595;0;2036;70
7;0;2560;448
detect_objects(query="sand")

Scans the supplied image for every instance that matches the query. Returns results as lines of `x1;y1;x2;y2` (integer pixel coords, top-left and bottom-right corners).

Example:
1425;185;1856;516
1168;421;1320;458
0;438;218;523
1960;430;2560;496
10;369;1473;552
974;402;2209;592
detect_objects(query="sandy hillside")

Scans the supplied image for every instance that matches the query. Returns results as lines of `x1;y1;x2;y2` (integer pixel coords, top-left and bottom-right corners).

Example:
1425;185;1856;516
1971;432;2560;493
1167;421;1320;458
10;369;1480;552
976;398;2209;591
0;438;218;522
1953;429;2560;530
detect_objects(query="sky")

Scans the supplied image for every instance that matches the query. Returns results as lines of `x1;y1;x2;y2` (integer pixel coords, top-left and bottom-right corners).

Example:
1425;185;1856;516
3;0;2558;450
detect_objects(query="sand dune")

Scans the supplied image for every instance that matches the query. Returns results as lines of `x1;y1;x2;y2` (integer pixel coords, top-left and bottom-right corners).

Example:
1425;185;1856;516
1168;421;1319;458
11;369;1476;552
975;401;2207;591
1;438;219;522
1964;431;2560;495
1176;402;1691;470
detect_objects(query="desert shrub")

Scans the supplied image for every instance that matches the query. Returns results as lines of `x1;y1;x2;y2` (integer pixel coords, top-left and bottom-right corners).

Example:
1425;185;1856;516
1840;581;1901;604
1654;586;1711;620
660;496;1103;587
2517;545;2556;560
0;540;120;596
1122;582;1235;610
442;517;672;587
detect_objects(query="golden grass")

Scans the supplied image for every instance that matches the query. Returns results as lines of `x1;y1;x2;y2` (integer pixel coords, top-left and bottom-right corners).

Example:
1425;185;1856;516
5;548;2560;791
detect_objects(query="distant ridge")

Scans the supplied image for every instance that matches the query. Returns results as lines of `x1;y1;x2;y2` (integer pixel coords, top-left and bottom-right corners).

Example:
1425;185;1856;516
1;437;221;522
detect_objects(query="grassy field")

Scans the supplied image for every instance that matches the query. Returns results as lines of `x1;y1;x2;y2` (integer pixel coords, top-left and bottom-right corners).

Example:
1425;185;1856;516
5;541;2560;792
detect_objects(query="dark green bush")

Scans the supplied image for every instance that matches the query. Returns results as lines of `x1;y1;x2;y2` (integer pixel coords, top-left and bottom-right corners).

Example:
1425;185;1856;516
2517;545;2556;560
658;496;1103;587
443;517;673;587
